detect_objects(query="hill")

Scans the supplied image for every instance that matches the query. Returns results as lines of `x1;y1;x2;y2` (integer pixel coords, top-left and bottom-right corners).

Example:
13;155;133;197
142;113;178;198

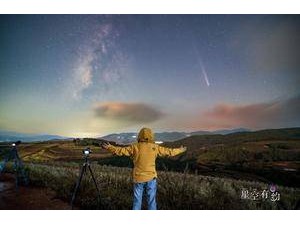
1;127;299;188
100;128;250;144
160;127;300;187
0;128;250;143
0;130;69;142
0;127;299;209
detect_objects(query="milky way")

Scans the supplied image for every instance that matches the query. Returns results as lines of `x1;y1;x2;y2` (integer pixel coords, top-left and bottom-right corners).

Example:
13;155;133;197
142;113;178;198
69;16;130;101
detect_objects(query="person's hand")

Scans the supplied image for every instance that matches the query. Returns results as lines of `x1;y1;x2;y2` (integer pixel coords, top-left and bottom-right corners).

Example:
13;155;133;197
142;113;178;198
180;146;187;152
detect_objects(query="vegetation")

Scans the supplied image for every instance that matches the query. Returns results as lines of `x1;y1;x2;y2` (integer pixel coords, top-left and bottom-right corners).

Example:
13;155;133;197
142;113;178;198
6;162;299;209
160;128;300;187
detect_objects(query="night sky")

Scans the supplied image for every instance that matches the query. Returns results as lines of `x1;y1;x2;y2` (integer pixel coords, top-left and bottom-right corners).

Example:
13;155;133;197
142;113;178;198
0;15;299;137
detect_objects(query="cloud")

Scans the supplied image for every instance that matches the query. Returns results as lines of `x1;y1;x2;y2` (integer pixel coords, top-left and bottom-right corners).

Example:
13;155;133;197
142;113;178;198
93;102;164;124
196;95;300;130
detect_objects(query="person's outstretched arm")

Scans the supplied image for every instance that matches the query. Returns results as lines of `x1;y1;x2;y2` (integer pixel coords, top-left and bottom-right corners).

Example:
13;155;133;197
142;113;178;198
157;145;187;157
103;143;134;156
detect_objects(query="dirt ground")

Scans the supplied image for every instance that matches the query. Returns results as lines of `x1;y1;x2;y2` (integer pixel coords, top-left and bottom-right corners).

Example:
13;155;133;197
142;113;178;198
0;173;71;210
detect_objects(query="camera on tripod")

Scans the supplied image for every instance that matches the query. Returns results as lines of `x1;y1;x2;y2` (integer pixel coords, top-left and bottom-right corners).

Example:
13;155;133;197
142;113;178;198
12;140;22;147
71;146;100;209
82;147;92;156
0;140;29;189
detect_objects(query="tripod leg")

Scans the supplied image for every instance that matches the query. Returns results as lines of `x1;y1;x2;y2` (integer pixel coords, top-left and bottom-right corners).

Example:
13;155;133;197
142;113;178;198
88;165;101;205
14;157;19;192
71;164;86;209
0;152;12;174
16;154;29;186
15;162;28;186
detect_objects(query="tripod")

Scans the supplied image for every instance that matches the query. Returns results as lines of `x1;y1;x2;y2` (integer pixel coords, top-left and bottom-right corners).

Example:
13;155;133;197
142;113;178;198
70;151;100;209
0;142;29;191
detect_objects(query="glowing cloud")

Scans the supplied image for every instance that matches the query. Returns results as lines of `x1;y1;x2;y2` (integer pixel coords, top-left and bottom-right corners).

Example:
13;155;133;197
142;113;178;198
93;102;164;124
197;95;300;129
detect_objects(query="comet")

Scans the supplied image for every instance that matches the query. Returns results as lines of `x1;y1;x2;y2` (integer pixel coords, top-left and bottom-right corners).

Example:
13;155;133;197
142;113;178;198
192;43;211;87
199;58;210;87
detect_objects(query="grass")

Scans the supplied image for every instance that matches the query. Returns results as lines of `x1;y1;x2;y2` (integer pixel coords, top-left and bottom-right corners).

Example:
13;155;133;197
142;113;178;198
11;162;300;210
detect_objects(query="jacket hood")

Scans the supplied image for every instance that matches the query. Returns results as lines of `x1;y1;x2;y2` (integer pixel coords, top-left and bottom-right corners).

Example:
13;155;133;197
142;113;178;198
137;127;154;143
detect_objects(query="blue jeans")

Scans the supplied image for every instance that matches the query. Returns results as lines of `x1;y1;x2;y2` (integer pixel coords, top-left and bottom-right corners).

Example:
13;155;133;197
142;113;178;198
133;178;157;210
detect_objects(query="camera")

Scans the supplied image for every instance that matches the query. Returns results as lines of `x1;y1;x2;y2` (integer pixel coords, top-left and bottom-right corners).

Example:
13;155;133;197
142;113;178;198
82;147;92;156
12;140;22;147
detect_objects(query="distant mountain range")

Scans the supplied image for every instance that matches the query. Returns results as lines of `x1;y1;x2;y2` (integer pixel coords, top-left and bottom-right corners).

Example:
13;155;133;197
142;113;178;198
100;128;251;144
0;130;69;142
0;128;250;143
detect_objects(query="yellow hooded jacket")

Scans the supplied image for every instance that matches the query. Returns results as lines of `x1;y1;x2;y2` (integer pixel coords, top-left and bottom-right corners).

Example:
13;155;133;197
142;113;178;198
107;127;186;183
